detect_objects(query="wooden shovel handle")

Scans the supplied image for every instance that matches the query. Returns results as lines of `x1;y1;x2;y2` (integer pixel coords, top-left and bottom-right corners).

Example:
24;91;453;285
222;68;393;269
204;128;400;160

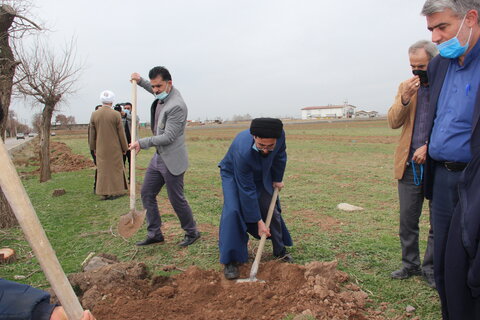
129;80;137;211
249;187;280;279
0;139;84;319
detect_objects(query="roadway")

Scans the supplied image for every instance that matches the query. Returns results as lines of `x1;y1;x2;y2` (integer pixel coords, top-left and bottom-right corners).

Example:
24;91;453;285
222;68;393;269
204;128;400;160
4;136;34;151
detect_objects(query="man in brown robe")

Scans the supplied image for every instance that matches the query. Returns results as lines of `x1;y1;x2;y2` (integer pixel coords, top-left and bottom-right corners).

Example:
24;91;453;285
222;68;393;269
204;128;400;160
89;90;129;200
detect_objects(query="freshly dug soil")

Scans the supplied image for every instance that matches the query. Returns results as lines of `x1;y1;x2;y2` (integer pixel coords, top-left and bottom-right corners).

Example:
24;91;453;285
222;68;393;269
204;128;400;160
24;141;94;173
68;259;389;320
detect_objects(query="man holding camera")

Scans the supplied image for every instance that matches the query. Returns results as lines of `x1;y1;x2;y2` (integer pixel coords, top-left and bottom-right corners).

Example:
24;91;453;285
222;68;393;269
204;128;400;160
387;40;438;288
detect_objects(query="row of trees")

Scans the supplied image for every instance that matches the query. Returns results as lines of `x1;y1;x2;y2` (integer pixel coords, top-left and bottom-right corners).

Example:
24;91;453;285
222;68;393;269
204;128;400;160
54;114;76;129
4;110;31;137
0;2;81;228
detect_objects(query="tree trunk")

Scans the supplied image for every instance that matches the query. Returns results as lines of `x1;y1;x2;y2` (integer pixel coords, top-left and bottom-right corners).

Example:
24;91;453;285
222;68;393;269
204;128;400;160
0;5;18;228
0;5;16;140
39;105;54;182
0;185;17;228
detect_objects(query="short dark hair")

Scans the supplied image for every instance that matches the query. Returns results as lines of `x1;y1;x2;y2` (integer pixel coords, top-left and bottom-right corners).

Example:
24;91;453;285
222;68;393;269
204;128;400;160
124;102;132;107
148;66;172;81
114;105;122;112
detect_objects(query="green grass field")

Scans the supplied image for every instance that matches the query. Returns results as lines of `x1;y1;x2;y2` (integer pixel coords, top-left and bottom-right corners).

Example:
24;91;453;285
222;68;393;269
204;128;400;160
1;119;441;319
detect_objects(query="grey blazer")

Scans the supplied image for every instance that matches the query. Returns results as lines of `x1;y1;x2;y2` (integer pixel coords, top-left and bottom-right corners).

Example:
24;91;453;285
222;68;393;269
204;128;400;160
137;78;189;175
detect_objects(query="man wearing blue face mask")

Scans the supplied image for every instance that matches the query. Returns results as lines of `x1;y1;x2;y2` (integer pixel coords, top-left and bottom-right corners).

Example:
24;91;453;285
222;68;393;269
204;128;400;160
422;0;480;318
218;118;293;280
388;40;438;289
129;66;200;248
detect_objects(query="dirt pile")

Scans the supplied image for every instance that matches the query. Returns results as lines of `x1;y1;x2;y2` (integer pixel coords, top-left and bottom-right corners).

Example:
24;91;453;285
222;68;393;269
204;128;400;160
27;141;94;173
68;257;388;320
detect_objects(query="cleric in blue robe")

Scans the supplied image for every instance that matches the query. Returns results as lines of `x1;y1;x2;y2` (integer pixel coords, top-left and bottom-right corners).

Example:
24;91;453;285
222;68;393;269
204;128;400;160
218;118;293;280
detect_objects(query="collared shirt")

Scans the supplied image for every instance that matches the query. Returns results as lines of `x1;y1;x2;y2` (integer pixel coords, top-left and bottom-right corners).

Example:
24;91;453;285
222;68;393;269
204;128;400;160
409;85;430;160
152;89;173;133
429;40;480;162
153;100;164;133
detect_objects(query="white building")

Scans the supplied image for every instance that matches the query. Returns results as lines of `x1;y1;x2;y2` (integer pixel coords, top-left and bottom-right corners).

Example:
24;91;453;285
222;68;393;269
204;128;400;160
355;110;379;118
301;104;356;120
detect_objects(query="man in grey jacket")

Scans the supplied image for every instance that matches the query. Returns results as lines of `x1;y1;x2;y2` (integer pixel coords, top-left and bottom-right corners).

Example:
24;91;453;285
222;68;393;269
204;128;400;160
129;66;200;247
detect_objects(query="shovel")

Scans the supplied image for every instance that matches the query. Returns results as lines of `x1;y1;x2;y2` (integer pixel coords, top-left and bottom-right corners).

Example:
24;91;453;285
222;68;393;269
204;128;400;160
237;187;279;283
118;80;146;238
0;139;84;319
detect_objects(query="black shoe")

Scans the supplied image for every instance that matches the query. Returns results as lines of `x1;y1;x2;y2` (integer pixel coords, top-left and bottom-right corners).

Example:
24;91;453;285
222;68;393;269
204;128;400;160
136;236;165;246
422;271;436;288
390;267;422;279
101;195;111;200
178;231;201;247
276;252;294;263
108;194;125;200
224;263;240;280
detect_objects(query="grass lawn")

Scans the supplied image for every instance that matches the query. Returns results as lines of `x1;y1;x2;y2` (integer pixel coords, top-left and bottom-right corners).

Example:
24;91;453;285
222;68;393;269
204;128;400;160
1;119;441;319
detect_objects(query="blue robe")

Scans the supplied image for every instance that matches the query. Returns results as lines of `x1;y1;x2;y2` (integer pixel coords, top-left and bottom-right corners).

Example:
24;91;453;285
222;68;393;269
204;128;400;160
218;129;292;264
0;278;56;319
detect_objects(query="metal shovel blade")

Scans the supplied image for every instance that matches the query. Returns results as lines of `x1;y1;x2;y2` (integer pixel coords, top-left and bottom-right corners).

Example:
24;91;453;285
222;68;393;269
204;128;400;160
118;209;146;238
236;276;265;283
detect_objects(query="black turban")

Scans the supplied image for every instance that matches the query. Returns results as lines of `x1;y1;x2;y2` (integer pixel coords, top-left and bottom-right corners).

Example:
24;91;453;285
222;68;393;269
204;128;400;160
250;118;283;138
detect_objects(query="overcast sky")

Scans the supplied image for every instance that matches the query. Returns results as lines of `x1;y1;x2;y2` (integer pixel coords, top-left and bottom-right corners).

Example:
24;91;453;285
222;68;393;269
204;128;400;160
11;0;432;125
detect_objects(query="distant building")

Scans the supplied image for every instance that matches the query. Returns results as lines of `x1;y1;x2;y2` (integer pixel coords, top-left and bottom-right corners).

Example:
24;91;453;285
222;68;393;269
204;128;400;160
355;110;379;118
301;104;356;120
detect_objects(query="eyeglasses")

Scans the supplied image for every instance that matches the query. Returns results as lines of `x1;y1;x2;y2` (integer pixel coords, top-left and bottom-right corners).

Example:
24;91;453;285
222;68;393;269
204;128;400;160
256;143;275;152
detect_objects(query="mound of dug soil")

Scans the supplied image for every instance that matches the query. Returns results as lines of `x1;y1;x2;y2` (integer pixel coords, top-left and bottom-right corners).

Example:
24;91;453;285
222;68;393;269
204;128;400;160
31;142;94;173
68;258;388;320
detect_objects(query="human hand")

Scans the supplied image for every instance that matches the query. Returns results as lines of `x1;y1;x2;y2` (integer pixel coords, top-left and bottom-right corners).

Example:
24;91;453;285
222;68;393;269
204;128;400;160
131;72;141;82
128;141;141;154
258;220;271;237
81;310;96;320
50;307;67;320
400;76;421;105
50;307;96;320
272;181;284;191
412;144;427;164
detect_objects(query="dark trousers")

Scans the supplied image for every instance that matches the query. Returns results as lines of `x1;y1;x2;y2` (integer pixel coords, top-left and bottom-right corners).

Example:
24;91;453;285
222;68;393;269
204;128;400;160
90;150;97;192
254;189;286;257
398;164;434;273
123;150;131;180
431;164;462;319
141;153;197;240
444;205;480;320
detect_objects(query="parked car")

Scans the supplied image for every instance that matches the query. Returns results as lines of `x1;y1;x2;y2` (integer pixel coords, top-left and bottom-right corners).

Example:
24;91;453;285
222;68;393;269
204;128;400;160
51;132;56;136
16;133;25;140
28;133;35;137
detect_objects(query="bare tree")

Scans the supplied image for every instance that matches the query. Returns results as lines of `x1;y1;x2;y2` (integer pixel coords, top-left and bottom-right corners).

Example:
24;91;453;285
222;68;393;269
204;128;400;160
66;115;76;130
0;2;40;139
31;112;41;133
55;113;68;128
16;38;81;182
0;2;40;228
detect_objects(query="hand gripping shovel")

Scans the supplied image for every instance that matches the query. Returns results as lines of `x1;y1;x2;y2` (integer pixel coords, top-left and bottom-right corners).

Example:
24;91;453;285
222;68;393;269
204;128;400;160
118;80;146;238
237;187;279;283
0;139;84;319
